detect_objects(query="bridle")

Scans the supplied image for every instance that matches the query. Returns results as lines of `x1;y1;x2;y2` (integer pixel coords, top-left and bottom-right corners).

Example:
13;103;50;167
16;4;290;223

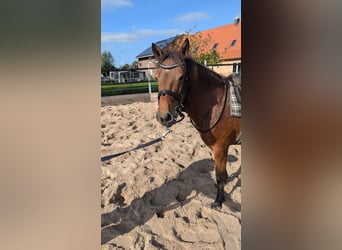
157;60;229;133
157;61;188;123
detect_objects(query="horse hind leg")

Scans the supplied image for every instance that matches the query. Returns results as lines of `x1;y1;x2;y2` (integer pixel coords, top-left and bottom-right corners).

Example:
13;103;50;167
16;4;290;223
211;146;228;208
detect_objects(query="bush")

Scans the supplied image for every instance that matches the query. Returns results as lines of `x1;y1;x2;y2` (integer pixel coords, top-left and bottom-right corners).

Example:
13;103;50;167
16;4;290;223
101;82;158;96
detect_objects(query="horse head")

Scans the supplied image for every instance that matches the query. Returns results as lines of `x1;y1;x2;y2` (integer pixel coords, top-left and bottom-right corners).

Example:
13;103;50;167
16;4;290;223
152;38;190;127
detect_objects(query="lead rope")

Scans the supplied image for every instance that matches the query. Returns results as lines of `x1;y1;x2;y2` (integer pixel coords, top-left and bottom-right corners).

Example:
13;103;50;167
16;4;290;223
101;128;170;162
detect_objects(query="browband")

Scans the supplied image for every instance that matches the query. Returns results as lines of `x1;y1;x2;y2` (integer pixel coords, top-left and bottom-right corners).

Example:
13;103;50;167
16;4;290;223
159;62;184;70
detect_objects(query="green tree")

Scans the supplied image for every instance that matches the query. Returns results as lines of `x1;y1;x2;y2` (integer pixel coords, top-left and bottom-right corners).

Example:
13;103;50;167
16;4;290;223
189;32;220;64
176;29;221;64
101;51;115;76
120;63;130;71
196;49;220;64
130;61;139;69
160;31;221;65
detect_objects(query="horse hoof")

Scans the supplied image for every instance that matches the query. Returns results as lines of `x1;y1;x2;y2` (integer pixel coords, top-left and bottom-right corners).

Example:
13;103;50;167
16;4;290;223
211;201;222;209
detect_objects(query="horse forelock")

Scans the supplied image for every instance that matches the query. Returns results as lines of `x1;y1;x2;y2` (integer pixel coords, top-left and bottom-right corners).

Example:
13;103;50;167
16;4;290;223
158;50;184;67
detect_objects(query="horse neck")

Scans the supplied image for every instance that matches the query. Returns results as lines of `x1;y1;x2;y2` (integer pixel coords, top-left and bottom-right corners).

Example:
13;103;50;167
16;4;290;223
184;60;225;125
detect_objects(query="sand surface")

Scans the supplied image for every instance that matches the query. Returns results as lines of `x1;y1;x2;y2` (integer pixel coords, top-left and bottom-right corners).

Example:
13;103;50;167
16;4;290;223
101;100;241;249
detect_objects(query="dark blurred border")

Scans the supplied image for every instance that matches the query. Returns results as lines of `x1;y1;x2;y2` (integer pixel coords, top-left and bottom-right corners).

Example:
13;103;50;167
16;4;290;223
0;1;100;249
243;0;342;249
1;0;342;249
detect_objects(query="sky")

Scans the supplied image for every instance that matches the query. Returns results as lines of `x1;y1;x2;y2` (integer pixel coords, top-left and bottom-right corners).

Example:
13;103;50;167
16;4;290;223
101;0;241;67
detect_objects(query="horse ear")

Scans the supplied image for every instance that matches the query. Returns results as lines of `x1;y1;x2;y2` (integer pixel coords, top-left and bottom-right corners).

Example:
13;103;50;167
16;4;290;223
179;38;190;56
152;43;163;59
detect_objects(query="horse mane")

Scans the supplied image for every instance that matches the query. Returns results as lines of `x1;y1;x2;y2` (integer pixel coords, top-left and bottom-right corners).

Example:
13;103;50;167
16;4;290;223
184;56;225;86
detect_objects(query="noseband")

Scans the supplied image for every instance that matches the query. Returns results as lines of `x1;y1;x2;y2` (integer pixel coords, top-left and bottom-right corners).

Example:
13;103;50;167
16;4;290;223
157;62;188;123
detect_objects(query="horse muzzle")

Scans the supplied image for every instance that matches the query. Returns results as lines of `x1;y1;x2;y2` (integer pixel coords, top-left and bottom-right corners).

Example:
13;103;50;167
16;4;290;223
156;111;177;127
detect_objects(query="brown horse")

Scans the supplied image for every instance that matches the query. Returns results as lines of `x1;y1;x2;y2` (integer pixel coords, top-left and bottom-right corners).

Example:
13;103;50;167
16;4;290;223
152;37;241;208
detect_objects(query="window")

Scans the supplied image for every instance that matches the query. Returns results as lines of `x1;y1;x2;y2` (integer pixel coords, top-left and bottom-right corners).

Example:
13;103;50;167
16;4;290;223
233;63;241;73
212;43;218;50
230;39;237;47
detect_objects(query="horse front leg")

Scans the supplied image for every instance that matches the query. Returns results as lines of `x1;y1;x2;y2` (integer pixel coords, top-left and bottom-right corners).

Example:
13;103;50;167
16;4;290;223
211;147;228;208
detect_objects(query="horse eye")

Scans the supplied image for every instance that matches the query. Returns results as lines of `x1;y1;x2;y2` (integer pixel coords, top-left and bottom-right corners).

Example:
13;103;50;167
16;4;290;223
178;75;185;81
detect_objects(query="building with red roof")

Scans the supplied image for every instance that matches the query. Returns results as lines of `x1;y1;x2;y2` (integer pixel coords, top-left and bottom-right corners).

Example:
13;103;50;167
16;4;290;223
136;18;241;77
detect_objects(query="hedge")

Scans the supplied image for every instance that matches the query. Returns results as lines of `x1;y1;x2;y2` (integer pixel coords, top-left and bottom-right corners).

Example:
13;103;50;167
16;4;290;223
101;82;159;96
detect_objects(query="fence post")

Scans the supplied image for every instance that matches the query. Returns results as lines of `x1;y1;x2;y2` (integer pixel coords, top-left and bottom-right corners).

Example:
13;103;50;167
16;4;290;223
148;61;152;95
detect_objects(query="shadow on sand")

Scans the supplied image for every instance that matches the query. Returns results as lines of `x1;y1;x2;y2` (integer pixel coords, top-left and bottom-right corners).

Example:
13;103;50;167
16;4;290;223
101;156;241;244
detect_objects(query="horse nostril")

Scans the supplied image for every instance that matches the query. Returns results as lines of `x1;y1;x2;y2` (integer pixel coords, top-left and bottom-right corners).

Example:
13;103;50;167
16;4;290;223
157;112;173;125
164;112;173;122
158;112;173;123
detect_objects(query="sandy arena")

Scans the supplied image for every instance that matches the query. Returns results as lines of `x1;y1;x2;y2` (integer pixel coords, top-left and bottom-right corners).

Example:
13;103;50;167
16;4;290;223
101;99;241;249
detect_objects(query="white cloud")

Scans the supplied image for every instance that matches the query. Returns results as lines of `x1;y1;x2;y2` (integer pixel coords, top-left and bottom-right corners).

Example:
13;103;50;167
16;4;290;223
174;11;211;23
135;29;182;37
101;28;182;44
101;0;134;10
101;33;135;43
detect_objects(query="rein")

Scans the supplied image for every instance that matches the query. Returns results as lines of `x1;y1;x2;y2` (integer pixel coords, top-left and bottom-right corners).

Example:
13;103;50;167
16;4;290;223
157;60;228;133
190;79;228;133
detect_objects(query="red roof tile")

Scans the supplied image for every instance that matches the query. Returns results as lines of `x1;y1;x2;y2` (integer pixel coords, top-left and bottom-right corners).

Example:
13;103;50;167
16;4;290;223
191;21;241;61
